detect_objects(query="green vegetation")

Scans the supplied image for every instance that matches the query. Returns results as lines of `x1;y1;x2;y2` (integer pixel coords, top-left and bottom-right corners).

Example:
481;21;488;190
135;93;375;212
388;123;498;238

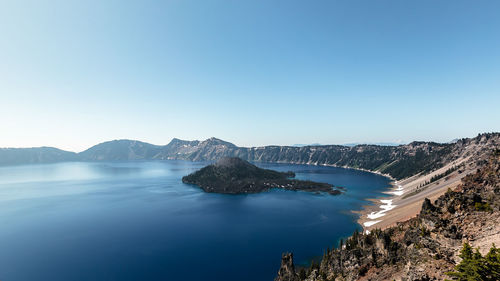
446;243;500;281
377;144;455;179
298;268;307;280
308;259;320;275
429;164;464;184
474;202;493;212
420;225;430;237
403;164;464;199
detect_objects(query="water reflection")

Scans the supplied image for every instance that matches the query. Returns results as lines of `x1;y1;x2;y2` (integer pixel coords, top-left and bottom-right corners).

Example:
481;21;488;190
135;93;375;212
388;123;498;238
0;160;390;281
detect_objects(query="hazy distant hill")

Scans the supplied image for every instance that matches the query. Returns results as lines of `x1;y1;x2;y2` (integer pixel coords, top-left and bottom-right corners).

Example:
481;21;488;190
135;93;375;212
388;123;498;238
0;147;77;166
1;133;498;180
78;139;162;161
343;142;404;147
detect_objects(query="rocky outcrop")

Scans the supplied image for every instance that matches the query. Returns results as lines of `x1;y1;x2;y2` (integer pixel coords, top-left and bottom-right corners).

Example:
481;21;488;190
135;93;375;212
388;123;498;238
275;149;500;280
156;137;238;161
182;157;340;194
275;253;300;281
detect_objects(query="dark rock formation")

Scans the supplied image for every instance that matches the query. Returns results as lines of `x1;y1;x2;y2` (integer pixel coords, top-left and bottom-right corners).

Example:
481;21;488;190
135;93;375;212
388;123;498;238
182;157;340;194
275;253;300;281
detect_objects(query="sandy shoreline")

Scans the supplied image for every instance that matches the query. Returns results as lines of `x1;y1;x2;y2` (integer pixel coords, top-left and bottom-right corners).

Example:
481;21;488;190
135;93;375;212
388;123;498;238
354;180;407;233
292;158;473;233
355;157;473;233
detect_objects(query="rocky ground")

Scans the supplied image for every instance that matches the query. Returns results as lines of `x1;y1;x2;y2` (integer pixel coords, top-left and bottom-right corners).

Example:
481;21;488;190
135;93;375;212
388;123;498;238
276;149;500;281
359;133;500;232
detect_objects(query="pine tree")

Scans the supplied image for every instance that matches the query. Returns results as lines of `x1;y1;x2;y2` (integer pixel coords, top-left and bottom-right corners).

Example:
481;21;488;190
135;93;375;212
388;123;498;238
446;243;500;281
484;244;500;281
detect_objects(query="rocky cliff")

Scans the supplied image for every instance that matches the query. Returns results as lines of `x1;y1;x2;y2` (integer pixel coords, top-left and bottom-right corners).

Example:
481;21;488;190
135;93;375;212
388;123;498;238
159;134;499;180
275;149;500;281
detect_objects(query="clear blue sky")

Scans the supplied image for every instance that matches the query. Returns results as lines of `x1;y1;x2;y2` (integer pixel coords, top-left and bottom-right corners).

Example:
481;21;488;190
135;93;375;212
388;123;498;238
1;0;499;152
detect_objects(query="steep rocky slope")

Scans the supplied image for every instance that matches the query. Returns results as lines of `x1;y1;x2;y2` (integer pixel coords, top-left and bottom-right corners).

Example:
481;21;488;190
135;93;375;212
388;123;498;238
358;133;499;232
275;149;500;281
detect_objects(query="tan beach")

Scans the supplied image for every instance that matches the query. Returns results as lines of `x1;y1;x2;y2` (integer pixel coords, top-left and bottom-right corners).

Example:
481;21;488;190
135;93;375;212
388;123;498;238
357;156;473;232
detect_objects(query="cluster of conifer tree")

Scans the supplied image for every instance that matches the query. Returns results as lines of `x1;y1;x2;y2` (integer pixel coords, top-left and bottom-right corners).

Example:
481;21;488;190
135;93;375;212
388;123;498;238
429;164;463;183
446;243;500;280
409;164;465;198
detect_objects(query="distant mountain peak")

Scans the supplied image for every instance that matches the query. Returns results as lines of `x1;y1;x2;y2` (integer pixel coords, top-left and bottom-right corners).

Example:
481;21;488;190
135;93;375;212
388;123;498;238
78;139;161;161
165;138;200;148
169;137;186;143
200;137;236;147
168;138;194;144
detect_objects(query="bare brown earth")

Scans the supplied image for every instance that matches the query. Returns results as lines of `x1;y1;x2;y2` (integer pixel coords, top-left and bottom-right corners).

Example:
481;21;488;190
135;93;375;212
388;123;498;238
358;159;469;231
357;134;498;232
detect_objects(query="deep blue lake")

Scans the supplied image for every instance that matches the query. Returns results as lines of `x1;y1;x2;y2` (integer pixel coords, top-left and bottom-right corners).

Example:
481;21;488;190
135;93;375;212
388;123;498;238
0;161;390;281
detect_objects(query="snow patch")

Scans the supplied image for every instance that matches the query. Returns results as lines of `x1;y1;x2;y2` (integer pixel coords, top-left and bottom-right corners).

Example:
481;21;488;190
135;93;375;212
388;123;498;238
380;199;396;211
363;220;382;227
368;211;386;219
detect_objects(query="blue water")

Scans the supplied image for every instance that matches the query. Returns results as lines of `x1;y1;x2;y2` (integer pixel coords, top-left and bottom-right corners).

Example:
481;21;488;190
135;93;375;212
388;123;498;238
0;161;390;281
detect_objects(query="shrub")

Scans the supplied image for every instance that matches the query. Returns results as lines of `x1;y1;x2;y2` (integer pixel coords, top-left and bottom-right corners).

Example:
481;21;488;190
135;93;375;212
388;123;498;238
475;202;493;212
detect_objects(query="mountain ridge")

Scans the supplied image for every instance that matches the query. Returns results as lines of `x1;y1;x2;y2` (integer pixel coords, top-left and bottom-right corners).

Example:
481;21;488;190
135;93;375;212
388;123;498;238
1;133;498;181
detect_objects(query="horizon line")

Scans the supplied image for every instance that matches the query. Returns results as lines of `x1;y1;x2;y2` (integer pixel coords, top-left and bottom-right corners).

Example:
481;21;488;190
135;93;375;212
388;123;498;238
2;132;498;153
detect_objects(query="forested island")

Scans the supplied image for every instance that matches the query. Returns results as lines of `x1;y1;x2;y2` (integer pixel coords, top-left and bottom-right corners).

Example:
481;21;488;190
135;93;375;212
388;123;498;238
182;157;341;195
